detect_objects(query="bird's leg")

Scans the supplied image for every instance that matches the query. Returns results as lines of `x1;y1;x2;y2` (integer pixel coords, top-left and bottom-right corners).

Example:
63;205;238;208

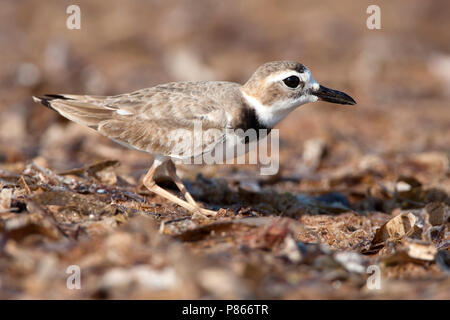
143;159;216;217
164;160;217;216
143;159;198;213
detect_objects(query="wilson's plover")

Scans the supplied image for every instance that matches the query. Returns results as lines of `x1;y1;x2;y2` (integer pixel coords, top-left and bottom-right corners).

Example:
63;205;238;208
33;61;356;217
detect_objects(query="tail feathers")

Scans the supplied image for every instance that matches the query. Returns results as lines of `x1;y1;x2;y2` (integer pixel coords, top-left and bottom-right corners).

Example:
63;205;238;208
33;94;74;110
32;94;114;128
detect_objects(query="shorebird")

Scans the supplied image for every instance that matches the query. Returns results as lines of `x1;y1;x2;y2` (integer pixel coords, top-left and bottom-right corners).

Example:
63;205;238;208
33;61;355;217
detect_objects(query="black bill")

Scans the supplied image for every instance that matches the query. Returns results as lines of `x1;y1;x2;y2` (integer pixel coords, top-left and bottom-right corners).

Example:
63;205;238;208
313;85;356;105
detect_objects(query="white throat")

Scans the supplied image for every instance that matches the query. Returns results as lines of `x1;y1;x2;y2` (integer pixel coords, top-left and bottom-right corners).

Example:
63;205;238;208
241;90;317;128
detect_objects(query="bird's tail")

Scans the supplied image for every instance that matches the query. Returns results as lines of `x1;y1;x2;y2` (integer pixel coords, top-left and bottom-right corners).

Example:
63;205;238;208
32;94;116;129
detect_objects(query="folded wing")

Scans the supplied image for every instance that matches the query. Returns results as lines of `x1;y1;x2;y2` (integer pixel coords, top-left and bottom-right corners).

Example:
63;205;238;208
33;83;233;159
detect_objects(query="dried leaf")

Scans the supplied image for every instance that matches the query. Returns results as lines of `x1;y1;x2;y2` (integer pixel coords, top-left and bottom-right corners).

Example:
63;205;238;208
28;191;116;216
366;212;417;253
3;215;62;241
403;239;437;261
58;160;120;178
334;251;367;273
0;188;13;210
425;202;448;226
380;239;438;265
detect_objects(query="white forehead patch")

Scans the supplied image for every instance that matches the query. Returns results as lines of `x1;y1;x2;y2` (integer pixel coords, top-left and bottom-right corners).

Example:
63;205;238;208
265;68;309;83
309;73;320;91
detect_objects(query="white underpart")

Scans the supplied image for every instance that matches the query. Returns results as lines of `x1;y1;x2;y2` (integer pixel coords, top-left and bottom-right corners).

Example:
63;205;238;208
242;68;320;128
116;109;133;116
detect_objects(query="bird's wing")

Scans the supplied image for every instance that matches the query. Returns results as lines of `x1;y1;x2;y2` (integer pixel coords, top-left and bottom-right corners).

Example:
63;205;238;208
33;82;238;159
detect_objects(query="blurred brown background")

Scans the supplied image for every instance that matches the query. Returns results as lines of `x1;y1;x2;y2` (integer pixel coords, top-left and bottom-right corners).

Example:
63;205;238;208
0;0;449;299
1;0;449;174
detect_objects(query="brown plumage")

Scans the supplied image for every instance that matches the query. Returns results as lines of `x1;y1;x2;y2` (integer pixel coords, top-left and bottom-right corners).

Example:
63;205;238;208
34;82;248;159
33;61;356;217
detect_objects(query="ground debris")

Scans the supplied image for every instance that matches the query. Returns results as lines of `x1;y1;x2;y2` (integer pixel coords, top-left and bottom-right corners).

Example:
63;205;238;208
28;191;117;217
0;0;449;299
58;160;120;179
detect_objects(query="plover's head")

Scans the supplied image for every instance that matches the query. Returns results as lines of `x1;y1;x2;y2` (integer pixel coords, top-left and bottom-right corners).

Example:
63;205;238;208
241;61;356;128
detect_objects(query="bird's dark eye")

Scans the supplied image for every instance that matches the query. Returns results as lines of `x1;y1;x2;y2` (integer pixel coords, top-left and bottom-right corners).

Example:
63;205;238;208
282;76;300;88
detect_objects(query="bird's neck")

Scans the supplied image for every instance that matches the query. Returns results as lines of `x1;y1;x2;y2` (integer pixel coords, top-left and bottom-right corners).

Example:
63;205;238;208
240;89;297;129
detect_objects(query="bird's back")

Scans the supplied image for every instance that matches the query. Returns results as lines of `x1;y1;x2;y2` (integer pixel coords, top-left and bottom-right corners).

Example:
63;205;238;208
33;81;246;159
